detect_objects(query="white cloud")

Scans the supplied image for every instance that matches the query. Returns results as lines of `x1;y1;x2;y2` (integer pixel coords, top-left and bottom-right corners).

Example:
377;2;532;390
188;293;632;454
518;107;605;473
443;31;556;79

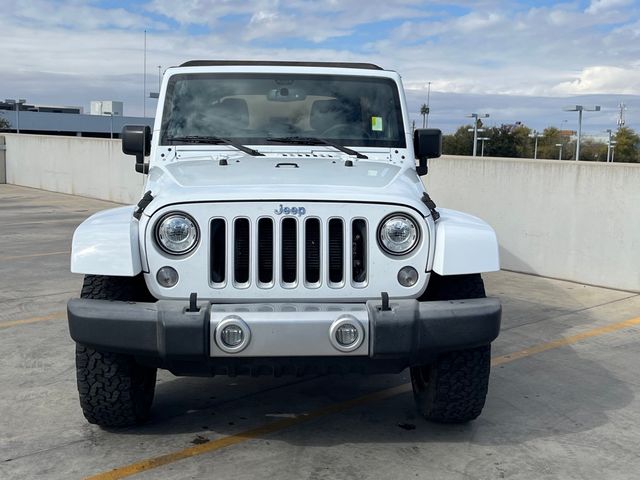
551;66;640;95
586;0;632;15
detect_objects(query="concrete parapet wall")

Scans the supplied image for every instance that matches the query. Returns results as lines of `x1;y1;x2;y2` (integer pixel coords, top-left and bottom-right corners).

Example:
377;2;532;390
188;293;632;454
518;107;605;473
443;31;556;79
3;133;144;204
3;134;638;291
425;155;640;292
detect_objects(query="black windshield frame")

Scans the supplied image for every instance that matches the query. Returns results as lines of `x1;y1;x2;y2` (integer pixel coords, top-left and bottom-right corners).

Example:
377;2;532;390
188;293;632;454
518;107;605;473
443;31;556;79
160;73;407;148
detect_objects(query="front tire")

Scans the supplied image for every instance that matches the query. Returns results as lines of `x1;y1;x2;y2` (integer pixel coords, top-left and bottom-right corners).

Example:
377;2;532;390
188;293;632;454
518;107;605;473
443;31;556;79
410;344;491;423
75;275;157;428
411;273;491;423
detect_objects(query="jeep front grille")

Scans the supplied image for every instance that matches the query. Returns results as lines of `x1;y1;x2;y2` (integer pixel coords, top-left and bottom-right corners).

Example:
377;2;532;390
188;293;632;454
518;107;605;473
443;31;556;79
210;216;367;289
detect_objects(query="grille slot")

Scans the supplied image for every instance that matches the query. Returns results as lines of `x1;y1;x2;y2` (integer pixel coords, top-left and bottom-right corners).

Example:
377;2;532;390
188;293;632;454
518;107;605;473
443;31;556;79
352;219;367;284
305;218;321;285
328;218;344;284
234;218;250;284
281;218;298;284
210;219;226;284
257;218;274;284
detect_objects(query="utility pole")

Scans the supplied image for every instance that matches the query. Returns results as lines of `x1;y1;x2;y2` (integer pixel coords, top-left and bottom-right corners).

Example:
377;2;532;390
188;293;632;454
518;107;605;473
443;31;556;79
466;113;489;157
606;129;613;163
617;102;626;131
556;143;563;160
563;105;600;161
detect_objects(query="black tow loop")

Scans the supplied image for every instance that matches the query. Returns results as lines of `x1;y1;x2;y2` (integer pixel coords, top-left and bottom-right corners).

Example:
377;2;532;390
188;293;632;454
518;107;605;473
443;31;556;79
188;292;199;312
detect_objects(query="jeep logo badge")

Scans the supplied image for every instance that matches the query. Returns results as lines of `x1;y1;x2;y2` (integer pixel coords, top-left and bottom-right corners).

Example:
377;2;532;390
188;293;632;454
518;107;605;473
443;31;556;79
274;204;307;216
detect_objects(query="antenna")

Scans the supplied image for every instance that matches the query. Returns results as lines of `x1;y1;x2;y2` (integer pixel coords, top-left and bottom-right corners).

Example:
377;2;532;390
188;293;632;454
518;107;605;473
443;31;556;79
617;102;626;130
143;30;147;118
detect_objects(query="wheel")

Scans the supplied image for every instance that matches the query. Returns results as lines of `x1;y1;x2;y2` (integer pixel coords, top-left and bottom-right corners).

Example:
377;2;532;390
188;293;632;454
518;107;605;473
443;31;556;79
75;275;157;427
411;273;491;423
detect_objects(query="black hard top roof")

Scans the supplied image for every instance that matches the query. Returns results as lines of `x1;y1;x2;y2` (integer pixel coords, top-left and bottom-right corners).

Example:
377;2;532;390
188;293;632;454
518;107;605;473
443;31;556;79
179;60;383;70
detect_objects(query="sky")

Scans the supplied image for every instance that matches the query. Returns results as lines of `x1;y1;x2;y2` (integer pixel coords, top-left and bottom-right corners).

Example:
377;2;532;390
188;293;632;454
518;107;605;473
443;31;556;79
1;0;639;134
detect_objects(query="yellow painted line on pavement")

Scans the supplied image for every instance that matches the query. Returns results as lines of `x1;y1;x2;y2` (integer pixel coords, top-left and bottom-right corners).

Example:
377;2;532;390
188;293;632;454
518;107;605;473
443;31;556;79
0;311;66;329
0;251;69;261
86;315;640;480
491;315;640;366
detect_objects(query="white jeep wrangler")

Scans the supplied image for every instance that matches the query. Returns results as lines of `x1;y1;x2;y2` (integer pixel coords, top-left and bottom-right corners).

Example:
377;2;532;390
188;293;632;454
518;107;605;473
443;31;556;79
68;60;501;427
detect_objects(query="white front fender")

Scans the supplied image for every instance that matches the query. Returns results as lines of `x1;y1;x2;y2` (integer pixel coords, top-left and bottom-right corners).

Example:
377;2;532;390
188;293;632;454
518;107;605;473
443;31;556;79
71;206;142;276
432;208;500;275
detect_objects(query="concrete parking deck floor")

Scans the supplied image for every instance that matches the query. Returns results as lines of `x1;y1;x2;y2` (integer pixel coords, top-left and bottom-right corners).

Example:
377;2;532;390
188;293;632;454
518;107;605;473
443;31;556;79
1;184;640;480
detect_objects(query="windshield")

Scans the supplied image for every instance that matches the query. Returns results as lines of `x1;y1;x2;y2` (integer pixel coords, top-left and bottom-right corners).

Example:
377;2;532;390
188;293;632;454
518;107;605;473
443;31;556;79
160;73;406;148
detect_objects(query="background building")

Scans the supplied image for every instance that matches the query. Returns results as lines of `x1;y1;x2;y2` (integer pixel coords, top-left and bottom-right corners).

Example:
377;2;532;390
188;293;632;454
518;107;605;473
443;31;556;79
0;99;152;138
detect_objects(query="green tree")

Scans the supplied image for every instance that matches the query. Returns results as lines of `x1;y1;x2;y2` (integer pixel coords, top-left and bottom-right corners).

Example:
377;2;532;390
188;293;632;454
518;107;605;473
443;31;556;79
420;104;429;128
0;116;10;130
481;124;531;158
537;127;571;160
580;139;608;162
442;125;474;155
613;127;640;163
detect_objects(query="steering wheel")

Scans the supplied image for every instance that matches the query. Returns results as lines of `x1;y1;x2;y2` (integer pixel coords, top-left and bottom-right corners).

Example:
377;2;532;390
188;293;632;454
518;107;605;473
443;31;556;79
321;124;370;139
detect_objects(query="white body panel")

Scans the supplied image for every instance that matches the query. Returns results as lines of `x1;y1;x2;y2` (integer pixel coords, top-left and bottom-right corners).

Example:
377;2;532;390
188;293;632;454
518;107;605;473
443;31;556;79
143;201;433;301
71;206;142;276
432;208;500;275
70;63;500;292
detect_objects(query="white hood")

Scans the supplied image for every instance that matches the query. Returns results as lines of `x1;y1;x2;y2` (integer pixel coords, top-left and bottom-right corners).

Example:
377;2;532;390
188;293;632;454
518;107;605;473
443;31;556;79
142;154;429;217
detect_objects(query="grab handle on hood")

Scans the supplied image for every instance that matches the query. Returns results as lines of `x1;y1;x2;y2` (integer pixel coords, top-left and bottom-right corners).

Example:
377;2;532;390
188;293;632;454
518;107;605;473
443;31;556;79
275;162;299;168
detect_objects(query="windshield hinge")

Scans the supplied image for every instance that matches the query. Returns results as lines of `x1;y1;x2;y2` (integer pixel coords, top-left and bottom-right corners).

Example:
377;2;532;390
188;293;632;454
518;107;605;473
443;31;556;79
133;190;154;220
421;192;440;221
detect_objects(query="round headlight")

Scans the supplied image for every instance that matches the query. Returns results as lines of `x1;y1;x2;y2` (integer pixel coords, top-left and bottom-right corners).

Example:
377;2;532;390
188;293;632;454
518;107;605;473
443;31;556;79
378;214;419;255
156;213;199;255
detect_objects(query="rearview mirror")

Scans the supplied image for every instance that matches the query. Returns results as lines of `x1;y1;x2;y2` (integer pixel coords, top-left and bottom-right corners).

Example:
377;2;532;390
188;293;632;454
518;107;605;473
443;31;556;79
267;88;307;102
413;128;442;176
122;125;151;174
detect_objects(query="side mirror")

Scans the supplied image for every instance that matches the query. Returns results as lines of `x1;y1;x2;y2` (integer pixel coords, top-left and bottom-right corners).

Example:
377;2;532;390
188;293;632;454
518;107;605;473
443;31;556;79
413;128;442;176
122;125;151;174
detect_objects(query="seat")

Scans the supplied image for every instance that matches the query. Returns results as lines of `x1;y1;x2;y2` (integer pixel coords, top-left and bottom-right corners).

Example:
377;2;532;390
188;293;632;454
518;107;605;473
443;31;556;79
310;99;362;136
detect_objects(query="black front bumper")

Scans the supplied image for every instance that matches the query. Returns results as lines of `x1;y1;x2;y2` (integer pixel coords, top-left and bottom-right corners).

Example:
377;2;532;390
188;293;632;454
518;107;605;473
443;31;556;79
67;298;501;375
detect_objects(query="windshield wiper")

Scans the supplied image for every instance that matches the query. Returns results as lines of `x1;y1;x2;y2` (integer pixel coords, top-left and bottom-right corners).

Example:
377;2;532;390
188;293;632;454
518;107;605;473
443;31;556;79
266;136;368;159
166;135;264;157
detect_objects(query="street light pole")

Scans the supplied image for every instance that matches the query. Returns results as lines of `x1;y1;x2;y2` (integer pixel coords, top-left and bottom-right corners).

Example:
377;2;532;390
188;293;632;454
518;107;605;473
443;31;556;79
466;113;489;157
556;143;563;160
563;105;600;161
478;137;490;157
529;130;541;159
606;129;612;162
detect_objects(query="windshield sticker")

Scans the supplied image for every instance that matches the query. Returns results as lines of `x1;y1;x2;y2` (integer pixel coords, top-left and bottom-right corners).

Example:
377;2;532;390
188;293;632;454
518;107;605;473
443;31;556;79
371;116;383;131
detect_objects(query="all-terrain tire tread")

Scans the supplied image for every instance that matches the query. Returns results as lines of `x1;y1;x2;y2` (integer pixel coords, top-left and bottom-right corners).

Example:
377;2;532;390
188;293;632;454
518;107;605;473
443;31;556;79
76;274;156;427
412;345;491;423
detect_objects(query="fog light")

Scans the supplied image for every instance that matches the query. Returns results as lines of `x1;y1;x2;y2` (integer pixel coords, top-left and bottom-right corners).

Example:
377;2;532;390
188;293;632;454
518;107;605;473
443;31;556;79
221;325;244;347
335;324;359;346
215;317;251;353
397;266;418;287
329;316;365;352
156;266;179;287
